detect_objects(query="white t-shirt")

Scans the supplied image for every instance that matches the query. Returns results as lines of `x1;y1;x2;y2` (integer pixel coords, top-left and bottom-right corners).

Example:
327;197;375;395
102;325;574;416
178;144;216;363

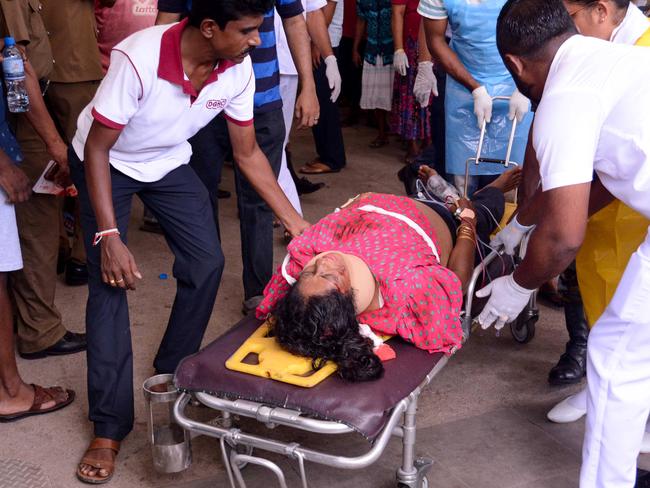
610;3;650;45
72;21;255;183
275;0;328;76
417;0;447;20
533;35;650;219
328;0;344;49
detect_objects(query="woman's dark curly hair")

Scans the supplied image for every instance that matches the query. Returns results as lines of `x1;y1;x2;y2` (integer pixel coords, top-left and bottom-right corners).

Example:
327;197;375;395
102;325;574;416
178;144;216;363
272;284;384;382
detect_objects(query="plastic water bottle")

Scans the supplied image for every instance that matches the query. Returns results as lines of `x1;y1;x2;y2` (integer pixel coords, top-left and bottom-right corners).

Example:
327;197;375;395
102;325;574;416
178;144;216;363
2;37;29;113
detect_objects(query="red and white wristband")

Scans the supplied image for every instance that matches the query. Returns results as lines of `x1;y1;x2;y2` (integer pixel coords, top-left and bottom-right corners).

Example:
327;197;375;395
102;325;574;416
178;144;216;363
92;228;120;246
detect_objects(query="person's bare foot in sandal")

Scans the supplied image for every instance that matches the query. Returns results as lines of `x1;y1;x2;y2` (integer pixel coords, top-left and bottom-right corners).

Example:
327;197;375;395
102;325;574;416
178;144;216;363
77;438;120;484
0;382;74;422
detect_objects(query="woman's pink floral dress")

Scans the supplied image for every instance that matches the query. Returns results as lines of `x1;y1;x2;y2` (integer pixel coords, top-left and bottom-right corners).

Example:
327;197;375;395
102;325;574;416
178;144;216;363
257;194;463;354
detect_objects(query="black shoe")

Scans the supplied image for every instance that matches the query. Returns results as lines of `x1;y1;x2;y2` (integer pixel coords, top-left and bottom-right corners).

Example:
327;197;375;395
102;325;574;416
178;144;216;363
637;469;650;488
296;177;325;195
217;188;231;199
548;301;589;385
64;259;88;286
19;331;87;360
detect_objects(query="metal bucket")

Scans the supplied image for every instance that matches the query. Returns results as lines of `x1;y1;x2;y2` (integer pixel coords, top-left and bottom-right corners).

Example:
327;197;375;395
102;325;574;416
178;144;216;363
143;374;192;473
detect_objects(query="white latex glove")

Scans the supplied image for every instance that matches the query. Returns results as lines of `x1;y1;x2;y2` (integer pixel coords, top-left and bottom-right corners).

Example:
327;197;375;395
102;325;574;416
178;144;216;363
508;88;530;123
490;215;535;255
476;274;534;331
472;85;493;129
393;49;409;76
324;55;342;103
413;61;438;106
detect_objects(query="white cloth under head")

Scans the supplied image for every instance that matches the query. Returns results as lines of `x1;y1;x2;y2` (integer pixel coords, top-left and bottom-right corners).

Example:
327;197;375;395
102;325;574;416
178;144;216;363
0;190;22;272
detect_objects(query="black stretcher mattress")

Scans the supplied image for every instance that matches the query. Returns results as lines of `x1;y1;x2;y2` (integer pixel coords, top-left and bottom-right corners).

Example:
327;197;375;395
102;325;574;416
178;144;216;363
174;314;445;440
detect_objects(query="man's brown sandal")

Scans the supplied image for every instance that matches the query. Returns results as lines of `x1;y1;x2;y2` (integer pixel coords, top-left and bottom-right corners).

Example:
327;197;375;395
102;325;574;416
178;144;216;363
77;438;120;484
0;385;74;423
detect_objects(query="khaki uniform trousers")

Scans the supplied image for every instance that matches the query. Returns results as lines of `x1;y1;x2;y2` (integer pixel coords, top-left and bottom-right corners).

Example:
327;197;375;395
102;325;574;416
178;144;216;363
10;81;97;353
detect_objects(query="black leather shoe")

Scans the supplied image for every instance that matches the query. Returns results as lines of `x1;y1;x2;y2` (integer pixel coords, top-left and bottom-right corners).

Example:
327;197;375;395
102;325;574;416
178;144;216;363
295;177;325;195
19;331;87;360
548;301;589;385
65;259;88;286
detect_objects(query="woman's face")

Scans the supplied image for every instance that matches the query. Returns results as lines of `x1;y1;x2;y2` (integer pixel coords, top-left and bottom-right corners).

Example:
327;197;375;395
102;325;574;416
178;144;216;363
298;252;352;298
563;0;621;40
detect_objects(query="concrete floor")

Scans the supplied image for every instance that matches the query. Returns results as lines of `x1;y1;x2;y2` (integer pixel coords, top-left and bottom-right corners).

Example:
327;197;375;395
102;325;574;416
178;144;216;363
4;122;649;488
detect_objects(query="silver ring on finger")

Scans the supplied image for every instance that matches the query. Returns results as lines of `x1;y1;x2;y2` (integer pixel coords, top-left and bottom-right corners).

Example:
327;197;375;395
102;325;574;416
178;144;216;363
116;278;124;284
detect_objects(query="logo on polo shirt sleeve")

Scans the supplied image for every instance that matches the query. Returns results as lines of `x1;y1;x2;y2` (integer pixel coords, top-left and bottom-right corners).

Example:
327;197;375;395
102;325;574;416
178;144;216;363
206;99;228;110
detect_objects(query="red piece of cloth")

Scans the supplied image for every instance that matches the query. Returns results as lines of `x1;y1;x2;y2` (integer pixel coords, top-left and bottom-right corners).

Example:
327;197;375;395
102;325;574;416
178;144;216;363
95;0;157;73
256;194;464;355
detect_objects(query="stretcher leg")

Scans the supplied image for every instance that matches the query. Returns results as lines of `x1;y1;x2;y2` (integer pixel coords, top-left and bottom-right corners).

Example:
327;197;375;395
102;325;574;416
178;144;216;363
397;396;433;487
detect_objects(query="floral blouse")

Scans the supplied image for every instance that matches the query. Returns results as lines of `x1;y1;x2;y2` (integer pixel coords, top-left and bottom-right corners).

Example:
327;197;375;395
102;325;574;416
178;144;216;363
256;194;464;355
357;0;394;65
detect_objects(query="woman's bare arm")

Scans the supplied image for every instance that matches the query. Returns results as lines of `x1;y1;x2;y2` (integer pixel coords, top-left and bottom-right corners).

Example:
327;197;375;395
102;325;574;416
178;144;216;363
445;200;478;293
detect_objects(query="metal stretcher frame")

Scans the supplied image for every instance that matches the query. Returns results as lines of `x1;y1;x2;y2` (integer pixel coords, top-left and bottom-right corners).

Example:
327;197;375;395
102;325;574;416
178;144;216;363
174;353;448;488
172;246;533;487
172;99;538;486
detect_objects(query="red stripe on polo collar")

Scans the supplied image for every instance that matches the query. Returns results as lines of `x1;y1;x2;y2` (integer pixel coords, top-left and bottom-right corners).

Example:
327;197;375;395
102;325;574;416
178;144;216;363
157;18;236;98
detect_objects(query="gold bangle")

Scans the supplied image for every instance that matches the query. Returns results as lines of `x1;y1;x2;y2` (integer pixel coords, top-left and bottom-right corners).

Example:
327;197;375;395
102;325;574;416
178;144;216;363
457;228;476;238
457;223;476;233
457;235;476;244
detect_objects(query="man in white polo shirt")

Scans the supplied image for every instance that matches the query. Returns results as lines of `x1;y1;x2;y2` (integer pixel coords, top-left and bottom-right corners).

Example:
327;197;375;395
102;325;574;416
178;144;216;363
69;0;308;482
479;1;650;486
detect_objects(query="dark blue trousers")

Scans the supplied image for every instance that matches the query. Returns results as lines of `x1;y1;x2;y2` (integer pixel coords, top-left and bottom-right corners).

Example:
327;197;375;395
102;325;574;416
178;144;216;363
311;48;346;171
188;109;285;300
70;150;224;441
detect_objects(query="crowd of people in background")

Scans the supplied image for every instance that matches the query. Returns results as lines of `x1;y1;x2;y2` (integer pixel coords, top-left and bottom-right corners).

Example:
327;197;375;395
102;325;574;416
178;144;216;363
0;0;649;485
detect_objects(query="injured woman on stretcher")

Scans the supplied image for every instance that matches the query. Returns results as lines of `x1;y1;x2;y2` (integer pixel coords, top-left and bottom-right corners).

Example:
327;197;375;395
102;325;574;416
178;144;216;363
255;167;522;383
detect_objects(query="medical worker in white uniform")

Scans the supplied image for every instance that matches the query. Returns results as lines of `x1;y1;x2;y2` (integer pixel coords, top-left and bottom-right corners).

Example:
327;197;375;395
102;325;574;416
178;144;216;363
416;0;533;195
545;0;650;441
479;1;650;486
274;0;341;215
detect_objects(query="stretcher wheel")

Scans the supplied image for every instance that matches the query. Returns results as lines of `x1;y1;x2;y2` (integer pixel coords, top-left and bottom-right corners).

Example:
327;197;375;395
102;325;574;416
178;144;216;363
397;476;428;488
510;311;538;344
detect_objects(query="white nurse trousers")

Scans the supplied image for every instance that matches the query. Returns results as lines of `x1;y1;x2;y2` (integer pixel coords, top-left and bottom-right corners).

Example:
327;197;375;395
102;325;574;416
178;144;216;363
278;74;302;216
581;230;650;488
